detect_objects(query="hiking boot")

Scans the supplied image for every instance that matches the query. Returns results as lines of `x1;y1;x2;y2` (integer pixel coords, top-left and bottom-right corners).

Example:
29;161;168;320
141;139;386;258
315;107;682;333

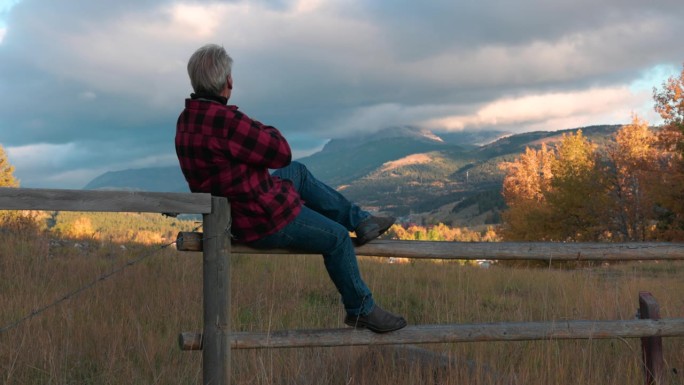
354;215;396;246
344;305;407;333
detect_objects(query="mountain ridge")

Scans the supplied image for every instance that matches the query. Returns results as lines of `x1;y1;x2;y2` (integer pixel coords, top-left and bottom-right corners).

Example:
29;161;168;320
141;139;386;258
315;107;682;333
84;124;623;226
83;166;189;193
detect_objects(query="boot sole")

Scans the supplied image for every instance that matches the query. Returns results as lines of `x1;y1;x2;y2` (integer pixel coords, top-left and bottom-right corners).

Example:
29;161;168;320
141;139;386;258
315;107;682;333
344;318;408;333
353;225;392;246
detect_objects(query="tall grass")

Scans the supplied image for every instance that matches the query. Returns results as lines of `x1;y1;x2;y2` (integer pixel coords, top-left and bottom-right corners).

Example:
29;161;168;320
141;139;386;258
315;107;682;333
1;223;684;384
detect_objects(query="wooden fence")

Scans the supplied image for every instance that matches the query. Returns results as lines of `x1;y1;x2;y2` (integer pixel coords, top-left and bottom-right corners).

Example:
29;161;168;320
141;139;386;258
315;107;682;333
1;187;683;385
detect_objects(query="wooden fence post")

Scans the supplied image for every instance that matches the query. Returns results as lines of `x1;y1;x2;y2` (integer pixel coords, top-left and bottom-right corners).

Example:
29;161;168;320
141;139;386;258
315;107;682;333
203;197;231;385
639;291;663;385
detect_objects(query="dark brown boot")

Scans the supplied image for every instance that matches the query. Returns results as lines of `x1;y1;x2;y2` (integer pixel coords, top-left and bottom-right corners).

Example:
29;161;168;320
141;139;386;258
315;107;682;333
354;216;395;246
345;305;407;333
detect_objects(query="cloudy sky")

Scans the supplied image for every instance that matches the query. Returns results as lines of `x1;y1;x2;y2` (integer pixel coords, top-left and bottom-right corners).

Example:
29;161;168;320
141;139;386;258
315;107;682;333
0;0;682;189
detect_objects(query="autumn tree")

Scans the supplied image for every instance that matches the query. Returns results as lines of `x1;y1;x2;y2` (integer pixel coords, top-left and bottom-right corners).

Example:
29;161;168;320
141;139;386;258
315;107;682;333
66;216;95;238
501;131;613;241
604;116;659;240
500;144;555;240
654;65;684;152
544;130;610;241
651;64;684;239
0;144;18;187
386;223;499;242
499;66;684;242
0;144;23;226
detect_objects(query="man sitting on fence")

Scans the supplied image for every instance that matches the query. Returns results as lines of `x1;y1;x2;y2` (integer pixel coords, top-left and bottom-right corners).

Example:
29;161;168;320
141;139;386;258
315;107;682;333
175;44;407;333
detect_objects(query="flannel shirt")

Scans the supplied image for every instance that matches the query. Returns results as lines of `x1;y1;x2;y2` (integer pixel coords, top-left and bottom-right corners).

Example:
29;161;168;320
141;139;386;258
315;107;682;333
175;96;302;242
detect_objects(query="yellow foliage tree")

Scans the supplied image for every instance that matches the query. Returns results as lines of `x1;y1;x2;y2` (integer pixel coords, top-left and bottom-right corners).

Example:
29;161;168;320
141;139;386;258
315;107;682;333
545;130;610;241
0;144;23;226
501;131;612;241
500;144;555;240
654;65;684;152
0;144;18;187
605;115;659;240
501;144;554;202
386;223;499;242
652;64;684;239
64;216;95;239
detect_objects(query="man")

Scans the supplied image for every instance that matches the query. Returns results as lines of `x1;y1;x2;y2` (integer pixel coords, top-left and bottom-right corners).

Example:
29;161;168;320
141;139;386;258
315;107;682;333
175;44;406;333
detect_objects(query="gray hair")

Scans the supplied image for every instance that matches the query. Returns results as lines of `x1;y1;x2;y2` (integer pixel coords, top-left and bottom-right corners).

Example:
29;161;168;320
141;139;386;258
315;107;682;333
187;44;233;95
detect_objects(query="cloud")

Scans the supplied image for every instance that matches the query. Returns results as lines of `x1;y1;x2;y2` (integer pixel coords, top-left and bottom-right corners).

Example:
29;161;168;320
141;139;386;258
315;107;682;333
324;103;469;137
6;139;178;188
6;143;101;188
0;0;16;44
326;85;658;137
425;86;648;132
1;0;683;188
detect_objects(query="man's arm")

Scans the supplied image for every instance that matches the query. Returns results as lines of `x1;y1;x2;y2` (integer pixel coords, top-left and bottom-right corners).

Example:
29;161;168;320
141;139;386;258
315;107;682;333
225;113;292;169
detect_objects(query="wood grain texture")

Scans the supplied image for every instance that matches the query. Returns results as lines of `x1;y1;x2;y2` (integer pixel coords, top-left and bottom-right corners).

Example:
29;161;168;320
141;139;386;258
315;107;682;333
229;240;684;261
176;232;203;251
0;187;212;214
202;197;231;385
179;319;684;350
639;292;664;385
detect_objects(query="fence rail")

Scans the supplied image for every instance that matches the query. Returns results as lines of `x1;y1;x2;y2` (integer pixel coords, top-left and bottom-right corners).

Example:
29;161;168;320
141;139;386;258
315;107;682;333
233;240;684;261
0;187;212;213
1;187;680;385
178;232;684;261
179;318;684;350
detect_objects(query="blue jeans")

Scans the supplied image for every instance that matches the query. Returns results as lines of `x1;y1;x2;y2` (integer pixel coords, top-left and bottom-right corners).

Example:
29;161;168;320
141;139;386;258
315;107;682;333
247;161;374;316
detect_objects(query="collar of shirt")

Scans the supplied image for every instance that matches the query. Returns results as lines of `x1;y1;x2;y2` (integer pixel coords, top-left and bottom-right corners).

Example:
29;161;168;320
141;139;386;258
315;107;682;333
190;92;228;105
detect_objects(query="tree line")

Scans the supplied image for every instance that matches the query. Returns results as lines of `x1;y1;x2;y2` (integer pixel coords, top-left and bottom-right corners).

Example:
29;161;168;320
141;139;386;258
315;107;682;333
501;65;684;242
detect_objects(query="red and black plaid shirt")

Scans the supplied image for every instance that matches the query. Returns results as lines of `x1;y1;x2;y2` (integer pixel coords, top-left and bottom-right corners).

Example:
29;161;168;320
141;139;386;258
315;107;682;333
175;96;302;242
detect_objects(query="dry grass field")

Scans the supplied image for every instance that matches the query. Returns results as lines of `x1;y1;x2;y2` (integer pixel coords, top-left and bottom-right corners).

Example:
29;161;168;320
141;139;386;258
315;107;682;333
2;221;684;384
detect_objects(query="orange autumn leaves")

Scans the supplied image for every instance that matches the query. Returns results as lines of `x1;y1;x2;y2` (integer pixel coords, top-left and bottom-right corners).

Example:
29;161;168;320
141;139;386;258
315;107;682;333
502;65;684;241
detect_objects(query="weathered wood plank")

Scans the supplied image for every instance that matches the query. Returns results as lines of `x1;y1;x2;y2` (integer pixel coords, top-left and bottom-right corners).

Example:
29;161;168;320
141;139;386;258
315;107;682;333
180;332;203;350
0;187;212;214
639;292;664;385
179;318;684;350
177;231;203;251
230;240;684;261
202;197;231;385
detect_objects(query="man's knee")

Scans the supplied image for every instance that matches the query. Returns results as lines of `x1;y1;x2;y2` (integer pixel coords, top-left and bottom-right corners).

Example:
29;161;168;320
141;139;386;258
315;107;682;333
326;220;351;239
288;161;308;174
323;221;353;249
273;160;308;180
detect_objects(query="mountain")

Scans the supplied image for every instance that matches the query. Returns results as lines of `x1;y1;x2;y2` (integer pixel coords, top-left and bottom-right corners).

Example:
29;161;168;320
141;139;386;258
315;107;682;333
83;166;189;192
297;126;451;186
83;124;622;226
475;124;619;158
298;124;621;225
